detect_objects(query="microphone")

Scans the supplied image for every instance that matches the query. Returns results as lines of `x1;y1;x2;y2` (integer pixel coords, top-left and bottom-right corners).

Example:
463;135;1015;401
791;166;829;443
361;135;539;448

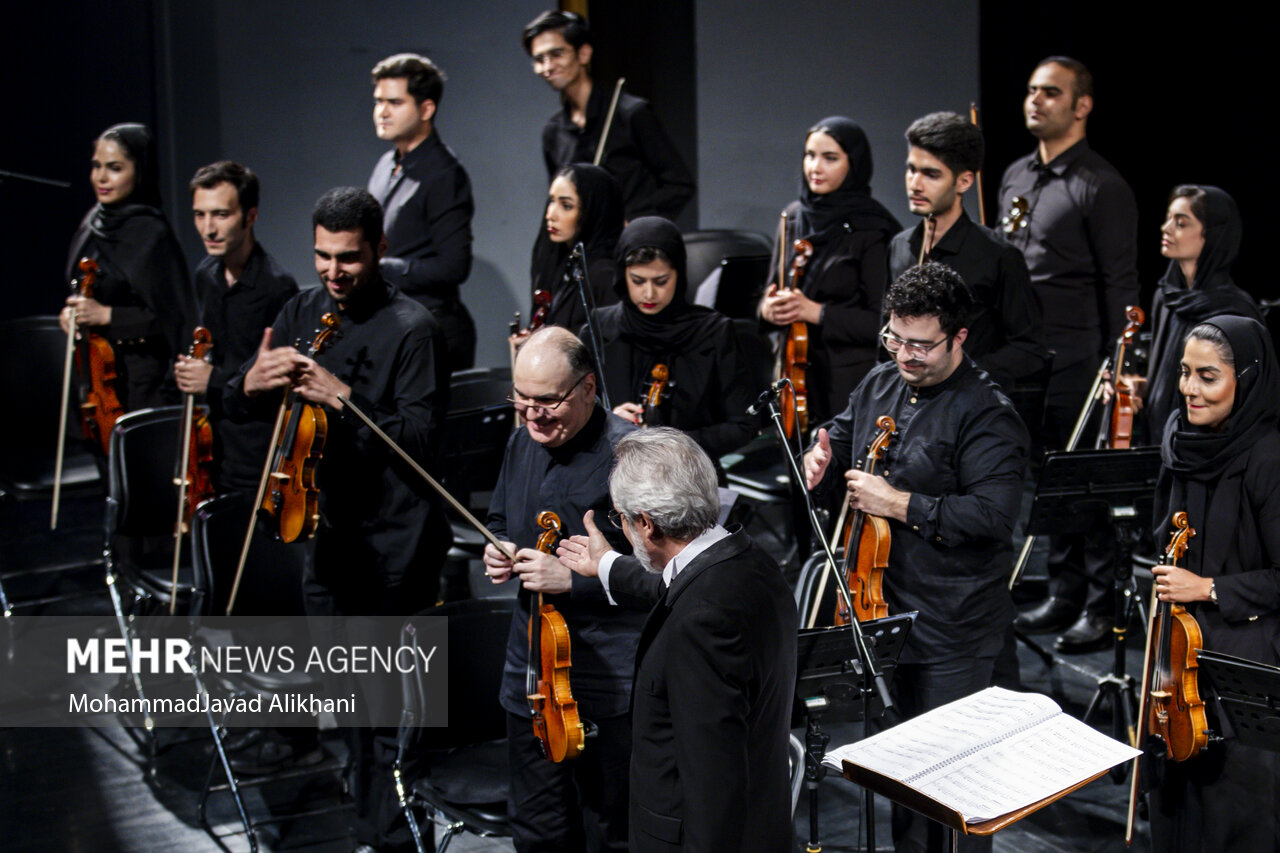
747;378;788;416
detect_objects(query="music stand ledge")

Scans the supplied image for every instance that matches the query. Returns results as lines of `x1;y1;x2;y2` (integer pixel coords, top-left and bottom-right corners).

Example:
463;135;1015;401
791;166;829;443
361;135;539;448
841;763;1109;836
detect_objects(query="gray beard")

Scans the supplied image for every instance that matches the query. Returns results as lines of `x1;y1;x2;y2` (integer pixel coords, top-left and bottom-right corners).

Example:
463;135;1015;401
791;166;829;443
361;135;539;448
634;545;657;574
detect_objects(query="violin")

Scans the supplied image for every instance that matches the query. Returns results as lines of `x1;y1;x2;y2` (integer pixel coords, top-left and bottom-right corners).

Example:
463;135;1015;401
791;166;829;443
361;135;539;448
168;326;215;613
778;236;813;438
526;510;585;763
69;258;125;456
639;363;669;426
1127;511;1209;843
260;313;341;542
833;416;894;624
1098;305;1145;449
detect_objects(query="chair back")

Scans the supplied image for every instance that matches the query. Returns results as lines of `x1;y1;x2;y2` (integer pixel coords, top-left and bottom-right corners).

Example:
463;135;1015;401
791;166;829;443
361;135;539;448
402;598;515;749
105;407;185;539
191;493;306;617
682;230;773;299
0;316;101;495
440;368;514;503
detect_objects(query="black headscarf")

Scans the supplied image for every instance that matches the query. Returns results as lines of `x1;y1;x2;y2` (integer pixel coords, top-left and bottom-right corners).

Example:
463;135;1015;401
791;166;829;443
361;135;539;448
1156;315;1280;575
612;217;721;353
1146;186;1260;428
530;163;624;304
793;116;900;245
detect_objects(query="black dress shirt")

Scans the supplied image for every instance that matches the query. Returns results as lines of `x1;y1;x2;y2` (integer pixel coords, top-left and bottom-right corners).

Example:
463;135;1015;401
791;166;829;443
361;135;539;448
223;278;452;607
543;82;695;221
486;406;644;719
998;140;1139;372
889;212;1049;390
816;357;1028;662
368;132;473;311
193;242;299;491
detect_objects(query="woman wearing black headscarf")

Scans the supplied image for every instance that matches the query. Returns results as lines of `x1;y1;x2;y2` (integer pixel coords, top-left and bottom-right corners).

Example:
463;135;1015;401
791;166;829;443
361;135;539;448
60;122;195;411
586;217;755;469
528;162;624;332
1110;185;1260;439
1147;315;1280;852
759;116;900;424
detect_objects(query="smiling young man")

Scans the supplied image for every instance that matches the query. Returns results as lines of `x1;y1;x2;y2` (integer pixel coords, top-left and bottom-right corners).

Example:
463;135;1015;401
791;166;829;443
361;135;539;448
482;325;640;853
224;187;451;852
803;262;1028;853
175;161;298;492
888;113;1046;394
367;52;475;370
998;57;1141;651
522;10;694;221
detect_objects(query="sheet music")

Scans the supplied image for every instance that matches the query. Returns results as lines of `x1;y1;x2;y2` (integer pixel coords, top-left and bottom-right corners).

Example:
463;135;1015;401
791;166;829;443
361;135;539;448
824;687;1140;823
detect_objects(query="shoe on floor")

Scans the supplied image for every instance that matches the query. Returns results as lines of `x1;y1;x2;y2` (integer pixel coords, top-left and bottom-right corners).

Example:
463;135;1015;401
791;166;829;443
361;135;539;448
1014;596;1079;634
1054;611;1114;654
227;736;324;776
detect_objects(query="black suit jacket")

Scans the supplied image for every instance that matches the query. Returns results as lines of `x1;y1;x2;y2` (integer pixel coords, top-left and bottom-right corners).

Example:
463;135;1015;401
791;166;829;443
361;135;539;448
621;531;798;852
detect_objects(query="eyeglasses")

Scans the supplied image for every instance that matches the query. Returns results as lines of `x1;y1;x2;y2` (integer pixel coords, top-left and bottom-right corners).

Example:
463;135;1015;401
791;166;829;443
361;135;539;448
505;372;588;415
879;324;949;359
607;509;624;529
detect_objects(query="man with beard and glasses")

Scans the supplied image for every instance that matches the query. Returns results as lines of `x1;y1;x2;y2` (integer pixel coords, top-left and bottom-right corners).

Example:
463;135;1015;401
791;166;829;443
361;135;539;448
522;10;694;221
224;187;451;853
482;325;639;852
803;262;1028;853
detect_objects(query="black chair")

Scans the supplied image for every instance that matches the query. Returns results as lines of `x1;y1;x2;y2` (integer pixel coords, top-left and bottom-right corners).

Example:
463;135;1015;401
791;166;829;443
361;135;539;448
188;493;335;853
0;316;103;620
682;229;773;298
395;597;516;853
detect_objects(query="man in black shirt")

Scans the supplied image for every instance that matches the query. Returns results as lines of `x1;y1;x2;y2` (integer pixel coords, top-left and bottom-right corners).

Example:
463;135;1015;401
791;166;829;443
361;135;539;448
805;263;1028;853
367;52;474;369
225;187;452;851
888;112;1047;393
175;161;298;493
522;10;695;221
999;57;1139;650
482;325;639;853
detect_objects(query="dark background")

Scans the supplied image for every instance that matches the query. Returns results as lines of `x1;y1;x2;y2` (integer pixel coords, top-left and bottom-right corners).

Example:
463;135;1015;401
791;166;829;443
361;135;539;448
2;2;1267;366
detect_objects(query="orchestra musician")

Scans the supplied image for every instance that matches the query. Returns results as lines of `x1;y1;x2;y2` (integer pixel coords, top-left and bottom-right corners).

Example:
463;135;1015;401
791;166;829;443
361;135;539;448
586;216;755;476
174;161;299;493
224;187;452;851
60;122;196;412
803;262;1028;853
888;112;1047;394
1102;186;1261;442
482;326;641;853
1147;316;1280;852
1000;57;1142;653
759;116;901;426
557;428;797;852
523;10;695;221
530;163;625;331
367;52;476;370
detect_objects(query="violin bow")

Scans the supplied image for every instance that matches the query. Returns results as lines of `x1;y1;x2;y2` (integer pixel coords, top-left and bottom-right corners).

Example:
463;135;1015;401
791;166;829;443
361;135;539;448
969;103;987;227
593;78;626;166
225;396;289;615
51;297;80;530
337;394;516;562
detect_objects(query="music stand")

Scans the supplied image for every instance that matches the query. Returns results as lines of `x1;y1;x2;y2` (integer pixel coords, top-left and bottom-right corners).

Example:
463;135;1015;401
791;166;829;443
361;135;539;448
1197;650;1280;753
796;614;915;853
1021;448;1162;776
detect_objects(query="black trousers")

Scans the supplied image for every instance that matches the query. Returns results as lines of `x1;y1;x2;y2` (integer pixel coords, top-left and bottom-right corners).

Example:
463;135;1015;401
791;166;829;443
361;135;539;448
506;711;631;853
429;298;476;372
886;655;997;853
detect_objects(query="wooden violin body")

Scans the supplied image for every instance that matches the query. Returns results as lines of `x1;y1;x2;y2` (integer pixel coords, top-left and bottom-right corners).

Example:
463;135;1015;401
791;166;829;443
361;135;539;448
779;238;813;438
834;415;894;624
527;510;585;763
1102;305;1145;449
640;363;669;426
177;327;215;530
259;313;339;543
70;258;125;455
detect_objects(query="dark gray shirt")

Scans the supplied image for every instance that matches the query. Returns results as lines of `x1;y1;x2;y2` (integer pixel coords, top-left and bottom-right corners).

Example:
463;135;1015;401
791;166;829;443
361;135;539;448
997;140;1139;372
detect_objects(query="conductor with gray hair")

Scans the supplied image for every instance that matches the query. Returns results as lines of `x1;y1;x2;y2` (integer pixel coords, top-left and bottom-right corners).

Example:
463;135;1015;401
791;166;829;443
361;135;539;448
561;428;798;852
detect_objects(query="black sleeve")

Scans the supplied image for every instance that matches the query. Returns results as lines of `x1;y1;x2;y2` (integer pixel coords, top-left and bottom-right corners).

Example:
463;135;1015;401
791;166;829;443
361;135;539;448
623;102;695;220
379;167;474;297
815;233;890;351
605;555;666;610
972;243;1047;383
1085;176;1140;358
685;327;757;459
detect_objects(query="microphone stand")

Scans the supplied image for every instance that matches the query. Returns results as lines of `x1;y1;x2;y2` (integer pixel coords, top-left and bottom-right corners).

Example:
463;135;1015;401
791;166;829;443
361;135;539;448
752;379;892;853
570;242;612;410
